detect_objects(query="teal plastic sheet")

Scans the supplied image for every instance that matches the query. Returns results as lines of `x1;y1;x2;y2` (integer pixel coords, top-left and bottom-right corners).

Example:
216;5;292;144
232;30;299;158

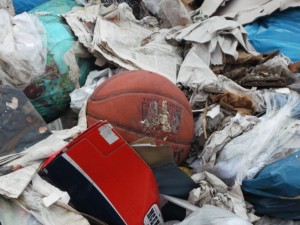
24;0;95;123
242;150;300;220
245;7;300;62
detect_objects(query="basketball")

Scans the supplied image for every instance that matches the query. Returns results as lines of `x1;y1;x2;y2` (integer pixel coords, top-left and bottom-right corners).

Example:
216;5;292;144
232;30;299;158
86;70;194;165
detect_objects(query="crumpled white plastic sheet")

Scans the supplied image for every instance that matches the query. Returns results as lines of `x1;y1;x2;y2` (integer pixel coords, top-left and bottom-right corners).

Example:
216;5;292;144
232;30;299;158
256;216;300;225
189;171;250;222
0;10;47;89
175;205;252;225
70;68;113;113
214;90;300;184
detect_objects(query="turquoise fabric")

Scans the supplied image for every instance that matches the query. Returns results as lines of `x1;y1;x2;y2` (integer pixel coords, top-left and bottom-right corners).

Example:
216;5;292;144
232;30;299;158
24;0;95;123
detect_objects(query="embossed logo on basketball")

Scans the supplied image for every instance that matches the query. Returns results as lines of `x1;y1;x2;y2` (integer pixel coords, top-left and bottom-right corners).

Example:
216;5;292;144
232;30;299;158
141;98;181;135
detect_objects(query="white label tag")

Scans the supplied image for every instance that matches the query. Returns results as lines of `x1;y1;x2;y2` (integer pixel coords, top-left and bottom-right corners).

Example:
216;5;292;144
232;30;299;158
144;204;164;225
48;118;63;131
98;124;119;144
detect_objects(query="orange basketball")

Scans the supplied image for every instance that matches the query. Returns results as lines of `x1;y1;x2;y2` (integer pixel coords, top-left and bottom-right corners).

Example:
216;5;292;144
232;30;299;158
86;70;194;165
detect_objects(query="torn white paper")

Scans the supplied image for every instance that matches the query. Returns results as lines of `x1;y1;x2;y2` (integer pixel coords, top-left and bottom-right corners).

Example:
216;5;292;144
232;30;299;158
91;3;182;83
167;16;258;65
15;174;89;225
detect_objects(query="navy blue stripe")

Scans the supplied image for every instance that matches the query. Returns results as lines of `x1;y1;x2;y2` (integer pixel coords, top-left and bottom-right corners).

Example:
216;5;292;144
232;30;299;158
39;156;126;225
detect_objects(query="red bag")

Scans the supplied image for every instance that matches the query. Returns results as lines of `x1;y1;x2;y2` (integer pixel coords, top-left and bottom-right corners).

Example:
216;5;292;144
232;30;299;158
39;121;163;225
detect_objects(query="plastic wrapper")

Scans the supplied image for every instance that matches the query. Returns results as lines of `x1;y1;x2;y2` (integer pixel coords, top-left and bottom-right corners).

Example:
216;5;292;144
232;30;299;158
143;0;192;27
158;0;192;28
70;69;112;114
23;0;95;123
242;150;300;220
214;90;300;184
0;196;41;225
0;86;51;157
0;10;47;89
144;0;191;28
143;0;160;15
176;205;252;225
246;8;300;62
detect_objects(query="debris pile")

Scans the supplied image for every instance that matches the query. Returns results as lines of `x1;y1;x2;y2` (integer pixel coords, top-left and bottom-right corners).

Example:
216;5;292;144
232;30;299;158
1;0;300;224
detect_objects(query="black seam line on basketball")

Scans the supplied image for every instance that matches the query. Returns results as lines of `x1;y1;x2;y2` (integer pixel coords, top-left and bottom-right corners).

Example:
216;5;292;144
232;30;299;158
93;71;157;94
93;73;128;93
87;113;192;145
90;91;192;113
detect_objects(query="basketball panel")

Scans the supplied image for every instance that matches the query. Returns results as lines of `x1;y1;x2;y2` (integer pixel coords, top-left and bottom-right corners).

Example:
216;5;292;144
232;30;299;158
87;93;193;144
90;71;191;111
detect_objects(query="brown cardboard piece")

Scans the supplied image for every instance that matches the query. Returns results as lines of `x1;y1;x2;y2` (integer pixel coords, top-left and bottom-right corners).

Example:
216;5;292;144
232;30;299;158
130;137;174;167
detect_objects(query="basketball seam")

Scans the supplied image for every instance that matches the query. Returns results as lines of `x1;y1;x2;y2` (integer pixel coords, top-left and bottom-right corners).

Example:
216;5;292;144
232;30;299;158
89;91;192;114
93;71;143;95
87;113;193;145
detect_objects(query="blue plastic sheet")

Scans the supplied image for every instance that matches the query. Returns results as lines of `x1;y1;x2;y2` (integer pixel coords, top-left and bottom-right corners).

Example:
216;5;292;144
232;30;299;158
13;0;49;14
245;7;300;62
242;150;300;220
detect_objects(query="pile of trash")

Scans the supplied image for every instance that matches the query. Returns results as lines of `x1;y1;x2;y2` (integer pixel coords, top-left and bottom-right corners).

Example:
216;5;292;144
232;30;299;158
1;0;300;224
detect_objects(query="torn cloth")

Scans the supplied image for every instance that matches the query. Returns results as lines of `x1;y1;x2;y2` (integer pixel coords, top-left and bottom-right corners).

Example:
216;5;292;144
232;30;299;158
209;92;256;115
